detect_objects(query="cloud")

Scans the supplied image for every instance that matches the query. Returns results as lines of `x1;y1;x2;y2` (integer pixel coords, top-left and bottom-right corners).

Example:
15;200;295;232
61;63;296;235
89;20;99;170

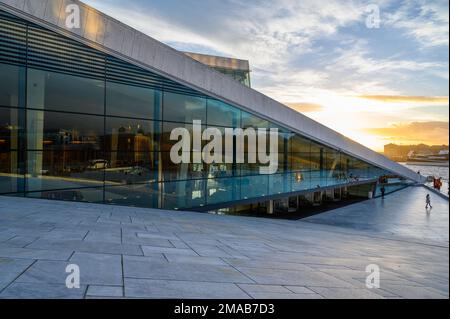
358;95;449;104
284;102;324;113
365;121;449;145
385;0;449;48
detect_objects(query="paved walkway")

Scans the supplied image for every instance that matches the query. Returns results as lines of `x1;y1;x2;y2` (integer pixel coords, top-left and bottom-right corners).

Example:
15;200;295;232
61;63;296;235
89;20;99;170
0;186;448;299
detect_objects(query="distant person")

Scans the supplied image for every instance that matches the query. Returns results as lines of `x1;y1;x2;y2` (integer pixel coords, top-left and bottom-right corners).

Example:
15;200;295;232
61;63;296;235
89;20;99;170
380;186;386;199
417;170;421;175
437;178;442;191
425;194;432;210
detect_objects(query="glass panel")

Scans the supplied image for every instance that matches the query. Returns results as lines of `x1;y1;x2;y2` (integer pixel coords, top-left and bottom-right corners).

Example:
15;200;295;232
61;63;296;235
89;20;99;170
290;135;311;153
27;110;104;151
0;151;23;194
106;82;161;119
206;162;235;178
161;122;205;152
27;187;104;203
290;153;311;171
207;99;240;127
105;117;158;152
105;152;157;185
26;151;105;191
310;170;327;188
291;171;311;192
207;177;240;204
0;107;22;151
269;173;290;195
325;149;341;186
162;179;205;209
163;92;206;123
0;64;21;107
240;175;269;199
105;183;159;208
241;111;269;129
160;152;205;181
310;151;323;171
27;69;104;114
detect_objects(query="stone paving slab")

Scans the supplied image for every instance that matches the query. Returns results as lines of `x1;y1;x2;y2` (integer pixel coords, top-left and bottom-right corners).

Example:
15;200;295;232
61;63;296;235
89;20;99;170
309;287;385;299
86;285;124;298
0;258;35;283
123;255;254;284
0;245;73;261
0;282;87;299
0;186;448;299
15;255;123;286
124;278;250;299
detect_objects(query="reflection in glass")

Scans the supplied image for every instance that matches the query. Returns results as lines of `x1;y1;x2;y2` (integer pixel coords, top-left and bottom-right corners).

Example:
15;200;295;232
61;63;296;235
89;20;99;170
0;151;22;194
291;171;311;192
207;177;240;204
240;175;269;199
207;99;240;127
26;151;105;191
106;82;161;119
163;92;206;123
0;107;22;151
27;110;104;151
161;152;205;181
241;111;269;129
162;179;206;209
27;187;104;203
27;69;104;114
105;152;156;185
105;183;159;208
0;63;22;107
106;117;158;153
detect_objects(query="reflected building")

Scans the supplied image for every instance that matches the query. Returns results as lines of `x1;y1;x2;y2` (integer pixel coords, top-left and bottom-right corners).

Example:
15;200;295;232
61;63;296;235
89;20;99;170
0;2;422;216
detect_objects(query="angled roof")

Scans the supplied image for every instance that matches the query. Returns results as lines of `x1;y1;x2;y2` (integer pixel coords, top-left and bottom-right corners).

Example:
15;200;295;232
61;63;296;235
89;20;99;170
0;0;423;182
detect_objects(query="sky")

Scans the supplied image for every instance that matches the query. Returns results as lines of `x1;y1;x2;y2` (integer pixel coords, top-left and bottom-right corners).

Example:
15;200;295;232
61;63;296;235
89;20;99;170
83;0;449;152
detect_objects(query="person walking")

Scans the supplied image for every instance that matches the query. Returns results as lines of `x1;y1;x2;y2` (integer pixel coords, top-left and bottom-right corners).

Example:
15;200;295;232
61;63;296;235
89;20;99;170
425;194;432;210
380;186;386;199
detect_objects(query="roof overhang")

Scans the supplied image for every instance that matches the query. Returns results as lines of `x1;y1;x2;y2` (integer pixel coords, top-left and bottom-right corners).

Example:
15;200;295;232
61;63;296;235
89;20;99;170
0;0;424;183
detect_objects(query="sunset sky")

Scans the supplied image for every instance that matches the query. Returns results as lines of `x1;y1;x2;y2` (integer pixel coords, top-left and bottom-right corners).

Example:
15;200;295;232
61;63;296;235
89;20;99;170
83;0;449;152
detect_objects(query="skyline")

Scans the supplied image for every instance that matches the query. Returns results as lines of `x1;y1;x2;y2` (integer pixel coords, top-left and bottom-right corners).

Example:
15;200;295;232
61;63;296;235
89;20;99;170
82;0;449;151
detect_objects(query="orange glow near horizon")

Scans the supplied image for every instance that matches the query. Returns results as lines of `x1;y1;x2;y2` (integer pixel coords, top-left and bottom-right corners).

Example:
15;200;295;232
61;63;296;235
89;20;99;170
281;94;449;152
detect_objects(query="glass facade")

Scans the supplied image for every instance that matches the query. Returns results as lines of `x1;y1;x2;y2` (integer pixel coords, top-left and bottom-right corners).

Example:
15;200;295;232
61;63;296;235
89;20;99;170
0;9;406;211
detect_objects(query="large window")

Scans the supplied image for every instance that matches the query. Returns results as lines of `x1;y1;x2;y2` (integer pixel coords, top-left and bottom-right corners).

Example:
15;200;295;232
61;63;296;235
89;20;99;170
0;151;22;194
105;117;159;153
26;150;105;191
104;152;157;186
163;92;206;123
27;69;104;114
207;99;240;127
0;64;22;107
27;110;104;151
0;107;23;151
241;111;269;129
106;82;161;120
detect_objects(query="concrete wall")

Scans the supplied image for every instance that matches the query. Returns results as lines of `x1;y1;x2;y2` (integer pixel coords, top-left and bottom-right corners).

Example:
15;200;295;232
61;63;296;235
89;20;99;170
0;0;424;183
